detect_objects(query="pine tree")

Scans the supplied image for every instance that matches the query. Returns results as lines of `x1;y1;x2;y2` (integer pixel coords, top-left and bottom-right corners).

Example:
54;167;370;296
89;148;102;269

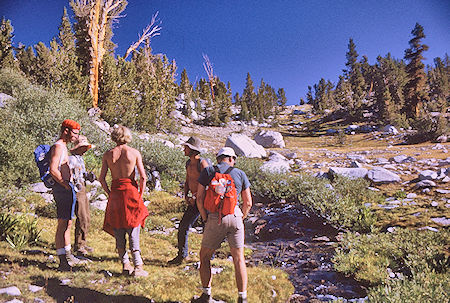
34;42;57;87
16;45;36;78
306;86;314;104
241;72;256;120
100;55;139;126
427;55;449;112
344;38;366;118
373;54;408;124
403;23;429;120
56;7;88;103
277;88;287;107
0;18;15;69
179;68;192;117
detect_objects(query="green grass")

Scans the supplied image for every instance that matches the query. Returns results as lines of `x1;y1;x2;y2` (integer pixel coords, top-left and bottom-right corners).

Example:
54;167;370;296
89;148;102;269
0;191;294;302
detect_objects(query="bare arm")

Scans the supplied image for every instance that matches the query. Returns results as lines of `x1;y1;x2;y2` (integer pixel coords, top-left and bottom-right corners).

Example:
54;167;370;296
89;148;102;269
196;183;207;221
49;144;70;190
200;159;209;170
136;152;147;198
240;187;253;219
99;153;110;195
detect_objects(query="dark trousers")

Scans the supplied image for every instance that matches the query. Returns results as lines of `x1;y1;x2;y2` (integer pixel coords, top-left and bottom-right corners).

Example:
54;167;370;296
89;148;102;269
177;204;200;258
74;184;90;250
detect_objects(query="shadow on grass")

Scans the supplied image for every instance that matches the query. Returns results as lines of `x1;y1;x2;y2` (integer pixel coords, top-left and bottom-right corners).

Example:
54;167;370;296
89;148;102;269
31;276;181;303
0;253;53;271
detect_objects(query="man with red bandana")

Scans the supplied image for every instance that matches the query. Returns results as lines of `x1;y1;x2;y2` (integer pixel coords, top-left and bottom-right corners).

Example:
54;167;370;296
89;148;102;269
49;119;83;271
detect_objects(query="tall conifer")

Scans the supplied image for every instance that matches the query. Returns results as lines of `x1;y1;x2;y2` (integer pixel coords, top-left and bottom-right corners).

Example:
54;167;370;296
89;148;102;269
403;23;429;120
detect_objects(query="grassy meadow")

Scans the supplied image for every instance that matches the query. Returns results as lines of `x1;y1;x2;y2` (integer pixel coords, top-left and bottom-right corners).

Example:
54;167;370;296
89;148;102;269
0;191;293;303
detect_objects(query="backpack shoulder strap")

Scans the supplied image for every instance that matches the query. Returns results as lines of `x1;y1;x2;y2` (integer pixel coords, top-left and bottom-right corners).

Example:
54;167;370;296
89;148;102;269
224;166;234;174
213;165;220;174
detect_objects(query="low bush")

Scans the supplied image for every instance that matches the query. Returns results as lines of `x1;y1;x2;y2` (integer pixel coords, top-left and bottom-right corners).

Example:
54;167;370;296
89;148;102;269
134;140;186;193
0;68;110;187
368;268;449;303
333;228;449;288
236;158;379;233
0;212;42;249
0;186;29;211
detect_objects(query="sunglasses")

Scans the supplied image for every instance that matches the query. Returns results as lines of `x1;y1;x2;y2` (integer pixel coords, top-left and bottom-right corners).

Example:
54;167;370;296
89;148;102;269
70;129;80;135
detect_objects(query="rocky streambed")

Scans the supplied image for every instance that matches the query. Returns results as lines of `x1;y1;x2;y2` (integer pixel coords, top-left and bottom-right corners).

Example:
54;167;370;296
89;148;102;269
245;201;367;302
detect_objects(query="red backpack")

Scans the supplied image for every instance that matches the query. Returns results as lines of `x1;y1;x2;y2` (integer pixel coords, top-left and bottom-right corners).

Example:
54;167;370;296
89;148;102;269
204;166;238;222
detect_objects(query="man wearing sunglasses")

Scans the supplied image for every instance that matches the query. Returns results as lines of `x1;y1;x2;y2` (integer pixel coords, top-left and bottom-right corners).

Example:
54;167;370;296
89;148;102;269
49;119;83;271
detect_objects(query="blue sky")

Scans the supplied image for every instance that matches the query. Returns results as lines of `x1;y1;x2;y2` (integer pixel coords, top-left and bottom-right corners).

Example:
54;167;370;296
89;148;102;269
1;0;449;105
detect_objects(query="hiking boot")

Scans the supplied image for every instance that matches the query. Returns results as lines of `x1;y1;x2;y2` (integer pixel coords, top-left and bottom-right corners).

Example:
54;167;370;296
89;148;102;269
57;255;72;272
75;246;89;256
66;252;86;266
237;297;247;303
167;255;184;265
133;265;148;277
191;293;212;303
122;262;134;276
83;245;94;253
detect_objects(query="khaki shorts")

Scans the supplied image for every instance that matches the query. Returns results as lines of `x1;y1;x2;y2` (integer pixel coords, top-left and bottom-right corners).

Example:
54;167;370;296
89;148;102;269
201;213;244;249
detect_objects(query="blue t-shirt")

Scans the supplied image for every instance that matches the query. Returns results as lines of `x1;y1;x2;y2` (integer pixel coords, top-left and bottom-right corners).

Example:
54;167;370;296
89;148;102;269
198;162;251;197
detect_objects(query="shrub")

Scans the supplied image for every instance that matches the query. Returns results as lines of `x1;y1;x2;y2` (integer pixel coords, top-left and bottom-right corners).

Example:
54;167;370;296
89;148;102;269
0;68;110;186
0;186;28;211
236;158;379;233
0;212;42;249
333;229;449;286
133;140;186;193
368;268;449;303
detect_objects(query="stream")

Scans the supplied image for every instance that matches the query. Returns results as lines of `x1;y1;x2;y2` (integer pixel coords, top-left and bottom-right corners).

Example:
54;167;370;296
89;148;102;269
245;201;368;302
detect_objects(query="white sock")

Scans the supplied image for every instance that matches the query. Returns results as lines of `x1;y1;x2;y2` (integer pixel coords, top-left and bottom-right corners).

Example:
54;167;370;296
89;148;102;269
56;248;66;255
202;287;211;296
64;244;71;253
238;291;247;298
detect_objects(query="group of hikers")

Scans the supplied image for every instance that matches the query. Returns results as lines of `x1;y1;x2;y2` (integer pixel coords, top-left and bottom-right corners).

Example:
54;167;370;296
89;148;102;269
47;119;252;303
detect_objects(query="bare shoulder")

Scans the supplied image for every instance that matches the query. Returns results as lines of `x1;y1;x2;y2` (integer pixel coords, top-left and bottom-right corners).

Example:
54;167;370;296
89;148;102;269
127;146;141;157
200;159;209;168
102;149;113;159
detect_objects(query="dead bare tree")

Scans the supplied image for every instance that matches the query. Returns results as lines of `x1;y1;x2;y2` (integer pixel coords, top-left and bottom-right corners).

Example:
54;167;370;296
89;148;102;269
202;54;216;104
124;12;161;60
71;0;126;108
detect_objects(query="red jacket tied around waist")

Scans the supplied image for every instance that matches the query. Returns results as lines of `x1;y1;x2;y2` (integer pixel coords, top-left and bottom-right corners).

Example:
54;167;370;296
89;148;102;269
103;178;149;236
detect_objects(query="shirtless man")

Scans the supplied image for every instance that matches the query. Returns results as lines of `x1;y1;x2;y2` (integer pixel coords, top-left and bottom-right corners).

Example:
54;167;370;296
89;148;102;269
49;119;82;271
99;125;149;277
168;137;210;265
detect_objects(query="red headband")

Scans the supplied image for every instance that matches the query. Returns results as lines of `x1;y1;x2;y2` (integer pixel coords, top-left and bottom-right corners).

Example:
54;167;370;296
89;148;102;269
61;119;81;130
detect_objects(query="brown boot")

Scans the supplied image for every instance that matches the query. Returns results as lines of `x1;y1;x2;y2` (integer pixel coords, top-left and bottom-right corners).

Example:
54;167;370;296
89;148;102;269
133;265;148;277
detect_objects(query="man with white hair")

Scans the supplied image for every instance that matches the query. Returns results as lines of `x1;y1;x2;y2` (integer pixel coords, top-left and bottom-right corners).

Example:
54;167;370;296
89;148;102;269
194;147;253;303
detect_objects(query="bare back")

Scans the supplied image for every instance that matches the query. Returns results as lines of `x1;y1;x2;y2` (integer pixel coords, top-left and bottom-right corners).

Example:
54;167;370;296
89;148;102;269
104;145;139;180
99;144;147;197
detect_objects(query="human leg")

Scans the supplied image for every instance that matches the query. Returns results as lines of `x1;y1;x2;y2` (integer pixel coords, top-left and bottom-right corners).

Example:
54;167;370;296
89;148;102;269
114;228;133;275
227;215;247;300
54;183;77;270
129;226;148;277
199;246;216;288
169;205;200;265
74;186;90;253
230;247;247;292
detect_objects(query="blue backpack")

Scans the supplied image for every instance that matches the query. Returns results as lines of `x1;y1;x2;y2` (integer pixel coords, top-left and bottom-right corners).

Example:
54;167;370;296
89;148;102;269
34;144;56;188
